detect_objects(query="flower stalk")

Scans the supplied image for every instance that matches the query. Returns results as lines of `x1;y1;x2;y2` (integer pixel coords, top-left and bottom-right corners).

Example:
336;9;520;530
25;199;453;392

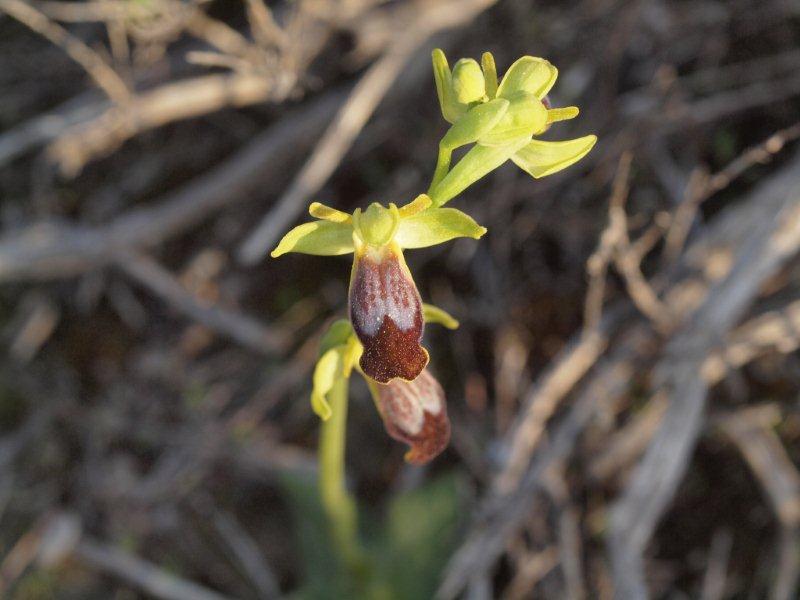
318;374;365;574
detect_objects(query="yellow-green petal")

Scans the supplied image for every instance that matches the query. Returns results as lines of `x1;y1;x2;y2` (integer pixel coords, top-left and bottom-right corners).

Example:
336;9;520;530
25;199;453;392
497;56;558;101
432;49;466;124
546;106;579;124
481;52;498;98
511;135;597;179
394;207;486;249
398;194;433;218
310;347;343;420
309;202;351;223
441;97;509;150
422;303;459;329
270;220;354;257
477;91;547;146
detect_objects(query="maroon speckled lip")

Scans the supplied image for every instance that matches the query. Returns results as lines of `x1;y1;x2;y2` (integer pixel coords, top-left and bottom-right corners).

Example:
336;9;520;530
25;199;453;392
349;245;428;384
375;369;450;464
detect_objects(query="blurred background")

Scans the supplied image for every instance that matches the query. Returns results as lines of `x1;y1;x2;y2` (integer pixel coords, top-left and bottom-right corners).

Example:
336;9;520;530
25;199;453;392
2;0;800;598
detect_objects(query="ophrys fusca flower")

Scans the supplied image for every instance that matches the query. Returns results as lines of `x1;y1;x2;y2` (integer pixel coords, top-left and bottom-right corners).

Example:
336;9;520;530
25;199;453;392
272;194;484;383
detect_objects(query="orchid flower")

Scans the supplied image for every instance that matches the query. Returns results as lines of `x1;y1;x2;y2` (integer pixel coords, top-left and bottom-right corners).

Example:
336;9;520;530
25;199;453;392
309;307;457;464
428;49;597;205
272;194;484;384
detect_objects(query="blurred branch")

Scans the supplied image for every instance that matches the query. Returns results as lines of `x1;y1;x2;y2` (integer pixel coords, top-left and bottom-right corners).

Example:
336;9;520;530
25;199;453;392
0;0;130;103
76;537;234;600
237;0;501;264
700;529;733;600
118;253;288;354
439;151;800;600
0;88;346;282
608;152;800;598
48;72;276;176
715;405;800;600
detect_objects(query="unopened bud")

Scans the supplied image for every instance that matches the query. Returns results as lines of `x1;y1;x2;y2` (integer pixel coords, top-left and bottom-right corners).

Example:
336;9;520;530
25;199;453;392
452;59;485;104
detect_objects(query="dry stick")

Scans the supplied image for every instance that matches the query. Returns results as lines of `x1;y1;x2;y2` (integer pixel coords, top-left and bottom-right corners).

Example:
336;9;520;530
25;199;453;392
48;72;274;176
118;253;287;354
608;153;800;600
660;74;800;133
437;325;649;600
587;392;669;482
210;508;281;599
237;0;499;264
665;122;800;264
544;465;587;600
75;538;234;600
493;330;608;495
715;407;800;600
34;0;129;22
504;547;560;600
588;295;800;481
702;298;800;382
185;8;254;58
245;0;287;48
0;90;105;167
437;154;800;600
497;154;643;496
583;155;632;333
0;0;130;104
0;88;347;283
699;529;733;600
603;153;674;331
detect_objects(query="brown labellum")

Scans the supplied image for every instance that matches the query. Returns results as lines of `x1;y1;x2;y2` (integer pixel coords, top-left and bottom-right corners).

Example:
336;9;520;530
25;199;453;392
349;244;428;383
374;369;449;464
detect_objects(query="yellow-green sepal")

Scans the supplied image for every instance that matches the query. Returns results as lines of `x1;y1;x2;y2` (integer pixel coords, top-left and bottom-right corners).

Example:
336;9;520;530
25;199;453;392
496;56;558;101
394;207;486;248
481;52;498;98
422;303;459;329
441;98;509;150
511;134;597;178
318;319;354;356
432;49;467;124
270;220;354;257
477;92;547;146
310;347;343;420
429;138;529;207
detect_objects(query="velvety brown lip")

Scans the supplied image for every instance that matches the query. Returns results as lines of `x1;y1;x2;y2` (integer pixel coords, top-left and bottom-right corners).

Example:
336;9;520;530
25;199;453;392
375;369;450;464
349;244;428;384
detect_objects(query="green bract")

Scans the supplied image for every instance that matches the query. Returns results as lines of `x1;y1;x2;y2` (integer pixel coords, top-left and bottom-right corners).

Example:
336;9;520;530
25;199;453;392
428;49;597;206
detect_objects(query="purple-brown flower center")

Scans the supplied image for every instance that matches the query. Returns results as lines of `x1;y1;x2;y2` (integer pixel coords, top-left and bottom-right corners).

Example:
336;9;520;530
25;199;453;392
349;244;428;383
375;369;450;464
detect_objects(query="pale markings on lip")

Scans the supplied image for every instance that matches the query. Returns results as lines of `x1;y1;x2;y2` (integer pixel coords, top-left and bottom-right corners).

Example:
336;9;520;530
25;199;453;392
348;243;428;383
377;369;449;464
352;245;416;337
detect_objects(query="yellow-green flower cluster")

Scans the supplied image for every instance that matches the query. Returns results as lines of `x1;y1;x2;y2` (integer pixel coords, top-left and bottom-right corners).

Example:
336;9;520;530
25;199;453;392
428;49;597;206
270;49;596;464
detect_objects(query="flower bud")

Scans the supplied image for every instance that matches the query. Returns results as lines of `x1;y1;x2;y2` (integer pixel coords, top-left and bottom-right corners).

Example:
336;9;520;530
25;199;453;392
451;58;485;104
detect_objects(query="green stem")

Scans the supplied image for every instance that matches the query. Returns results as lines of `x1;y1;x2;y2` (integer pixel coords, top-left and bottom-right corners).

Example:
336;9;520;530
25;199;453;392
428;143;452;197
319;375;364;573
